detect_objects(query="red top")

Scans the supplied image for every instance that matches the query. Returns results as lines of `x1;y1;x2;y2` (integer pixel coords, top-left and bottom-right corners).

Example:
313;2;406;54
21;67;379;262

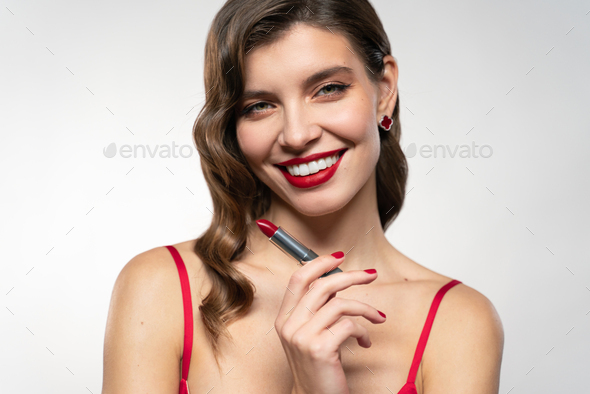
165;245;462;394
165;245;193;394
395;278;462;393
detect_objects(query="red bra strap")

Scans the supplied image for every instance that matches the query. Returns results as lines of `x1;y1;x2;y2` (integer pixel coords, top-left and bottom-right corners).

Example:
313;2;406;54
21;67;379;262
165;245;194;381
406;279;462;383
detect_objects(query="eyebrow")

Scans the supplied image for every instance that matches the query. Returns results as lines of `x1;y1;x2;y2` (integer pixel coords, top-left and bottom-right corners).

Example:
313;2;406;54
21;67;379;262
240;65;354;102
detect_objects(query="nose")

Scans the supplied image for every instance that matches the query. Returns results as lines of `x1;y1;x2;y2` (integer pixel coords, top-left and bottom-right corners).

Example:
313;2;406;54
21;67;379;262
277;102;323;150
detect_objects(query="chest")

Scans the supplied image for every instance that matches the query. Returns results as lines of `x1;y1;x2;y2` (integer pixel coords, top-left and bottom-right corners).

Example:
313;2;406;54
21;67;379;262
186;284;426;394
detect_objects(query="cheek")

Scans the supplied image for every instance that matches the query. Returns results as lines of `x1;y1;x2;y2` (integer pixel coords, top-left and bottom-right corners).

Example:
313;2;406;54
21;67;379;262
318;95;376;143
236;123;273;167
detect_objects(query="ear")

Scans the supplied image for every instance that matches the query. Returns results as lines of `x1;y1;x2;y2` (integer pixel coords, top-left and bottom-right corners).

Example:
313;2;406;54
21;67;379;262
376;55;399;118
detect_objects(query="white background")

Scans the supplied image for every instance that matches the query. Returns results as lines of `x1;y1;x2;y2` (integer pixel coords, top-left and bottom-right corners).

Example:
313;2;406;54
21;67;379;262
1;0;589;393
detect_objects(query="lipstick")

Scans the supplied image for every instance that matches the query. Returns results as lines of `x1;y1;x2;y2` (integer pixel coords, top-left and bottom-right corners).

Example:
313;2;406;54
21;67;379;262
255;219;343;278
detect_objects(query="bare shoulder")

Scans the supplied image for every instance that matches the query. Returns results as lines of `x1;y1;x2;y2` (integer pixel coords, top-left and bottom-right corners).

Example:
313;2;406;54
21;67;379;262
117;240;210;323
421;279;505;393
102;241;207;393
430;280;504;343
108;244;189;350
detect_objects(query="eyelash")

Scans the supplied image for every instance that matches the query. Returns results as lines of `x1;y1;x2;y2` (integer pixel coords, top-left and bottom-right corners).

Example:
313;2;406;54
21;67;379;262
241;83;352;116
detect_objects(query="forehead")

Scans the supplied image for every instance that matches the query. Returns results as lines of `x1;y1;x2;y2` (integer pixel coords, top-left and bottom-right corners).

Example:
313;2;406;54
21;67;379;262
243;24;363;88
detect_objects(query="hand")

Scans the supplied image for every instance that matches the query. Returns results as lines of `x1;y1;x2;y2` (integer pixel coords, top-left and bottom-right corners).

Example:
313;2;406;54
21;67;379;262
275;252;386;394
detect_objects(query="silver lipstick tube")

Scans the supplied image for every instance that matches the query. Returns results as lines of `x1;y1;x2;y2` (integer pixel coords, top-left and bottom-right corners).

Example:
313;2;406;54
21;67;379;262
270;227;343;278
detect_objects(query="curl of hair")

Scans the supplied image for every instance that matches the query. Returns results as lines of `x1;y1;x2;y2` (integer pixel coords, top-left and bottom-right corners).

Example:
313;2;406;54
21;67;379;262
192;0;408;370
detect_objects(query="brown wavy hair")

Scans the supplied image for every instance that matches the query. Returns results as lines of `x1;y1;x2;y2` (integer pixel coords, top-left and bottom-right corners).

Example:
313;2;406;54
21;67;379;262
191;0;408;369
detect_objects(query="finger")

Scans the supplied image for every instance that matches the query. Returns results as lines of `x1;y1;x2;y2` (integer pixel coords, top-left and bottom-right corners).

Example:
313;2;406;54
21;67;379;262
279;255;348;329
276;253;345;328
303;269;378;313
306;297;386;336
323;317;372;350
302;252;346;284
288;269;377;327
325;292;336;305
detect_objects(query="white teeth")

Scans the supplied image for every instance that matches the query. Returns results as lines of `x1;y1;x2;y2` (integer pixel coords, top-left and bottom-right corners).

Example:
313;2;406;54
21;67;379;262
285;153;341;177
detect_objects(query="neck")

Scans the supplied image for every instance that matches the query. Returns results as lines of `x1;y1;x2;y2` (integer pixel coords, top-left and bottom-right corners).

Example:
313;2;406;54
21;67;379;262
249;168;402;276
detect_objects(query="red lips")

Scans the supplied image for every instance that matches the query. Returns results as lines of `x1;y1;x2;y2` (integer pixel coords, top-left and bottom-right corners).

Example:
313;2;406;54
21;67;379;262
278;149;345;188
275;148;347;167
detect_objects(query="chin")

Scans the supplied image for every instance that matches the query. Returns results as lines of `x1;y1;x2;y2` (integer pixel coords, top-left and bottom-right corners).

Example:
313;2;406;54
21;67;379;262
282;182;359;217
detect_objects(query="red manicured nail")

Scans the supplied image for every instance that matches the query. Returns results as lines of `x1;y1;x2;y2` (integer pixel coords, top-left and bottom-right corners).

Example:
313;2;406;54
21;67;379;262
364;268;377;274
378;310;386;318
331;251;344;259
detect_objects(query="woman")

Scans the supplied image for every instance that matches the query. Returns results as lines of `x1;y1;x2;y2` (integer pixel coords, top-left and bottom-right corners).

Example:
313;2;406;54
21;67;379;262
102;1;504;393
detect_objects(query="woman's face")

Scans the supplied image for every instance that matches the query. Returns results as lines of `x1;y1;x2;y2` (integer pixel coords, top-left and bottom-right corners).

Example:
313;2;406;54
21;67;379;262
236;23;393;216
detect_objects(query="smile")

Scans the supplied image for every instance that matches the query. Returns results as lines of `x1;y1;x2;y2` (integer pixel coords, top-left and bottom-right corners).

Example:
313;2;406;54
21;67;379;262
285;150;343;176
275;148;347;189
